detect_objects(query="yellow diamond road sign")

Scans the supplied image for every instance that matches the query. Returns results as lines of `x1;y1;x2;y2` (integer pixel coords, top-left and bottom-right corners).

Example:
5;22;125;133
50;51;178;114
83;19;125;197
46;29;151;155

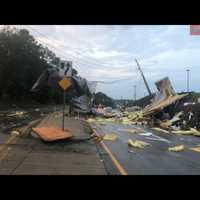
58;78;71;90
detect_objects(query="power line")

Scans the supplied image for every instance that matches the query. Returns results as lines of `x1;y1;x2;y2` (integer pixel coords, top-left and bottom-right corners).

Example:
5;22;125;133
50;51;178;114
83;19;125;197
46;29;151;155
26;26;99;67
25;26;140;85
15;25;158;69
25;26;97;65
26;25;122;67
96;78;132;84
27;25;133;56
24;30;133;83
27;30;98;69
26;26;155;73
28;32;125;80
17;25;156;86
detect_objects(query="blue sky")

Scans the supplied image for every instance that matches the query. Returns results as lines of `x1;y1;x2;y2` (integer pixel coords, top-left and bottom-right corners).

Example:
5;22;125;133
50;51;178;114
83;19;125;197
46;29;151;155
9;25;200;99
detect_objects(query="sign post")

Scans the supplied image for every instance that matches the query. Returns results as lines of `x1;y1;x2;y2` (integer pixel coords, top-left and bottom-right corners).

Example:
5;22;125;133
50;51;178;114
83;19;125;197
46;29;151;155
62;89;66;130
58;78;72;131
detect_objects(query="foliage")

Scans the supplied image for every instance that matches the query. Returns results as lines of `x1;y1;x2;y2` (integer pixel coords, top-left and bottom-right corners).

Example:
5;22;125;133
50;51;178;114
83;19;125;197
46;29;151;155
0;26;60;102
93;92;116;108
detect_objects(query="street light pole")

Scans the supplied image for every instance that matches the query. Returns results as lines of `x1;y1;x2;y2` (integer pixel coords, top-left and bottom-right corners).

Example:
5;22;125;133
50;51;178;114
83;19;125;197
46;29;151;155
186;69;190;92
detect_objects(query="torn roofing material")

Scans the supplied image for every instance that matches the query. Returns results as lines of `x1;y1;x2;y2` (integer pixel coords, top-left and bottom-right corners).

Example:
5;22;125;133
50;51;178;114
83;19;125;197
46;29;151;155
143;77;188;116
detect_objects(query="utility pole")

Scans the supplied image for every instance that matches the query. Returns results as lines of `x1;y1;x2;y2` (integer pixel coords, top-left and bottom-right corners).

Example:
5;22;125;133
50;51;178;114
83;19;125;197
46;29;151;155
186;69;190;92
135;59;152;96
133;85;136;101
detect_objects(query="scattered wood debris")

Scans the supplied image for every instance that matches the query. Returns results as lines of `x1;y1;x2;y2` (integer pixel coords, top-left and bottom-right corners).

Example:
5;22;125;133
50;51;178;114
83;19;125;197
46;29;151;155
190;146;200;153
103;134;118;141
168;145;184;152
151;127;169;133
128;139;150;149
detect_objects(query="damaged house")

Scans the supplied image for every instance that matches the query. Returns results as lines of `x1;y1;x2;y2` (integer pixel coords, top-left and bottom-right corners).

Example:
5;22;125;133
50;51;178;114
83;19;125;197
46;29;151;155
141;77;200;132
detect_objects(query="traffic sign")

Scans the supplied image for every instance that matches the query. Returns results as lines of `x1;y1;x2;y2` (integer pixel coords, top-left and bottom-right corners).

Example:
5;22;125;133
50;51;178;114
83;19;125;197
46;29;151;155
58;78;71;90
58;78;72;131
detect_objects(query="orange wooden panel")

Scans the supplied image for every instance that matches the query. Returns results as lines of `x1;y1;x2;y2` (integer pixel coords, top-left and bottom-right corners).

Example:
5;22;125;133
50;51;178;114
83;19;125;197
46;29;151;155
32;127;73;142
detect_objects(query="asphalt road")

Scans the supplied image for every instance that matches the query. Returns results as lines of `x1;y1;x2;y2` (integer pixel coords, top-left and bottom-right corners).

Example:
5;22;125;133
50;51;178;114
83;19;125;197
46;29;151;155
0;112;106;175
1;108;200;175
93;123;200;175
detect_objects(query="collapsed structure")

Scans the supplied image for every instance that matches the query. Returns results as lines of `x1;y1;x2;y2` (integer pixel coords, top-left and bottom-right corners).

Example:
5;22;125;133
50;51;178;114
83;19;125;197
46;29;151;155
143;77;188;116
89;77;200;135
141;77;200;132
31;61;97;114
31;62;200;134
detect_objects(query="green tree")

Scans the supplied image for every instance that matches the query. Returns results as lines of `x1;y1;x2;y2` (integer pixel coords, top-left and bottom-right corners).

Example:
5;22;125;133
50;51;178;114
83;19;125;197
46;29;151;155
0;26;59;101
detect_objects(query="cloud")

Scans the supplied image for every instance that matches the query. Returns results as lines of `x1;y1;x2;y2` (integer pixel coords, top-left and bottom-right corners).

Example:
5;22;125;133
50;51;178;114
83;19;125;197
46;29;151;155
86;50;130;59
84;67;136;81
10;25;200;98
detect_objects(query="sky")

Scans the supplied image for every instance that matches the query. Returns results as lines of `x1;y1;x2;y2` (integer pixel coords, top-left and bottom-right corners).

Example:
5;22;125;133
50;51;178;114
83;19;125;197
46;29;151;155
4;25;200;99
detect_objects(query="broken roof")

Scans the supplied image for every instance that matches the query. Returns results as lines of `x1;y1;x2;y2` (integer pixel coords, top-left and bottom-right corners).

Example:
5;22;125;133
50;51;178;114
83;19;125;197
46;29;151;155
143;77;188;116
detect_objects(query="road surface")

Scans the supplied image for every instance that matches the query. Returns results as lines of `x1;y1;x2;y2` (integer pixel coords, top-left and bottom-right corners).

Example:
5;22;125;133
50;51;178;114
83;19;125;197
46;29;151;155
91;122;200;175
1;109;200;175
0;112;106;175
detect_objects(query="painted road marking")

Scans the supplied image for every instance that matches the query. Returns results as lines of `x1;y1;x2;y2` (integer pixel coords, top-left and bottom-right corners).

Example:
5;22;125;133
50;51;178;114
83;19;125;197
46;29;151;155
0;118;42;161
0;134;19;160
92;128;128;175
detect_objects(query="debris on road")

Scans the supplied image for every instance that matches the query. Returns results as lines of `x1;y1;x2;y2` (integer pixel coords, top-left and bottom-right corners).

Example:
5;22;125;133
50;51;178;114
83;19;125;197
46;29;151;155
159;120;172;130
145;136;170;143
139;132;153;137
84;77;200;150
171;130;194;135
121;128;143;134
7;111;27;117
143;77;188;116
128;139;150;149
191;128;200;136
10;130;20;136
168;145;185;152
103;134;118;141
121;129;138;134
171;128;200;136
190;146;200;153
139;132;171;143
32;127;73;142
151;127;169;133
86;118;96;123
127;111;147;122
126;106;141;112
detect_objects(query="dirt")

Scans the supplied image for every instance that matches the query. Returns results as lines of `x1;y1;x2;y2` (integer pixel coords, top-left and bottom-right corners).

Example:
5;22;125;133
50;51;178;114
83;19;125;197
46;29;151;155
0;104;59;133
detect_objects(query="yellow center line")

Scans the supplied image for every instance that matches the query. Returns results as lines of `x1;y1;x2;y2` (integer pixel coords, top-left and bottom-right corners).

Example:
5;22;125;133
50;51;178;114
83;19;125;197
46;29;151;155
0;134;19;161
92;128;128;175
0;118;43;162
0;146;12;160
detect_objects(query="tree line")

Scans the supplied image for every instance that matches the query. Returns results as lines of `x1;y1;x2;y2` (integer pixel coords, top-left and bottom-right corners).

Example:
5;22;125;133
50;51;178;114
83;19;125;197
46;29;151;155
0;26;64;104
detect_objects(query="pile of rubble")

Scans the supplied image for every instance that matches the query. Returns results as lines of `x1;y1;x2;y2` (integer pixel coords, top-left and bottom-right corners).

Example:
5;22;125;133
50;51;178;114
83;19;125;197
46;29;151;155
87;77;200;137
141;77;200;135
0;107;50;133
